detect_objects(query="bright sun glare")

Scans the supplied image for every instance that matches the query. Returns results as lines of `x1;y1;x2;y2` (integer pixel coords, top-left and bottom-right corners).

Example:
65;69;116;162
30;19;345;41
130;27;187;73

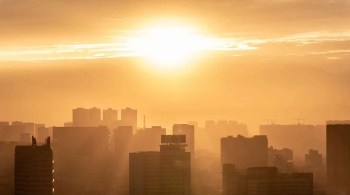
130;26;210;69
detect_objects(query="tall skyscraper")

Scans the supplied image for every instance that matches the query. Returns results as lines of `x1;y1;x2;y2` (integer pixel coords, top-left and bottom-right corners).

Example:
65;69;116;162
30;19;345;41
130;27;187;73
159;135;191;195
221;135;268;169
121;107;137;132
327;121;350;193
129;151;161;195
129;135;191;195
15;137;53;195
173;124;195;157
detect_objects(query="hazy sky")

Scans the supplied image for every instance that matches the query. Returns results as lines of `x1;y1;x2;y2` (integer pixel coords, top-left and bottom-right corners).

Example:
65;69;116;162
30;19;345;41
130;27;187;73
1;0;350;132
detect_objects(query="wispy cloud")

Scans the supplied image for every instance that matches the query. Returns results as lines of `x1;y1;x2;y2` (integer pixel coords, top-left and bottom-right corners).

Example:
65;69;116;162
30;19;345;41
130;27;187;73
1;26;350;62
0;32;257;61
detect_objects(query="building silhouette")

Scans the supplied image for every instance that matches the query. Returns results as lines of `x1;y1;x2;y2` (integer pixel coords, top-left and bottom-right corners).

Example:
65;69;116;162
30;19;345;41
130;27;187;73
36;126;51;144
0;141;18;194
221;135;268;169
0;122;46;194
72;108;90;126
0;122;35;142
222;165;313;195
305;149;322;174
89;107;102;126
268;147;294;173
305;149;325;194
72;107;138;130
204;120;248;154
132;126;166;152
113;126;133;195
114;126;133;157
53;126;110;195
0;121;10;127
103;108;119;129
103;108;118;122
129;151;161;195
15;137;53;195
173;124;195;158
121;107;137;132
72;107;103;127
19;133;31;143
326;121;350;194
129;135;191;195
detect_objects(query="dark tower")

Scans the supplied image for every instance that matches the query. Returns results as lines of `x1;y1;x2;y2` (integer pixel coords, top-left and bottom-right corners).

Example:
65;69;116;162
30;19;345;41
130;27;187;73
15;137;53;195
327;121;350;193
129;135;191;195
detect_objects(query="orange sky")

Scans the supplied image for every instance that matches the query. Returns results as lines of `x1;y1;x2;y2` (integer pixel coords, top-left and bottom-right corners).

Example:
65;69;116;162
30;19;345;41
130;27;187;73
0;0;350;132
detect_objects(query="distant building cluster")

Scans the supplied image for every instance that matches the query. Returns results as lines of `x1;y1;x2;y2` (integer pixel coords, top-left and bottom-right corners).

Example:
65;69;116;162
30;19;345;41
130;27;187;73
1;107;350;195
71;107;137;131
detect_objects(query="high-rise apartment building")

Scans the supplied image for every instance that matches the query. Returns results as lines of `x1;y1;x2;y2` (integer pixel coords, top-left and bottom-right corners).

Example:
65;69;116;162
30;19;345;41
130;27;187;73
173;124;195;157
327;121;350;193
129;135;191;195
15;137;53;195
88;107;101;126
72;108;90;126
103;108;118;122
121;107;137;132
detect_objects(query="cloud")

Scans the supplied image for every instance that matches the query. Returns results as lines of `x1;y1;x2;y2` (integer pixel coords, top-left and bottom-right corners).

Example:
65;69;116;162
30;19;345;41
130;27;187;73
0;0;349;55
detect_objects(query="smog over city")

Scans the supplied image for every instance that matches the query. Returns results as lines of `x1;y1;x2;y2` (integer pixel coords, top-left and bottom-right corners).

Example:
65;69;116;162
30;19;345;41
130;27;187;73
1;0;350;195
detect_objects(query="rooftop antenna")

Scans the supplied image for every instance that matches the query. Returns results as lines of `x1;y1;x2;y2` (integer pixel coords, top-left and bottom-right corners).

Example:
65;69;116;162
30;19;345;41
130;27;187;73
143;115;146;130
264;119;270;124
297;118;301;125
297;118;308;125
265;119;275;125
302;118;308;125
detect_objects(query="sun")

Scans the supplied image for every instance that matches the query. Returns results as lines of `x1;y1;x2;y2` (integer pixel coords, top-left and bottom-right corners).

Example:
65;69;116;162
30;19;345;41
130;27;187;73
129;26;209;69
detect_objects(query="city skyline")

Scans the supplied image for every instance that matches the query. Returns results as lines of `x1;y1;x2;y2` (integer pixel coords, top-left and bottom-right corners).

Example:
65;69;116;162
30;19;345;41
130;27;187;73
0;104;344;134
0;109;347;194
1;0;350;194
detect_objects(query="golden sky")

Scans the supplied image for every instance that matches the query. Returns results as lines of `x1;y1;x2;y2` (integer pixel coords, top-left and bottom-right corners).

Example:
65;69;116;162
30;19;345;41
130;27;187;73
1;0;350;131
